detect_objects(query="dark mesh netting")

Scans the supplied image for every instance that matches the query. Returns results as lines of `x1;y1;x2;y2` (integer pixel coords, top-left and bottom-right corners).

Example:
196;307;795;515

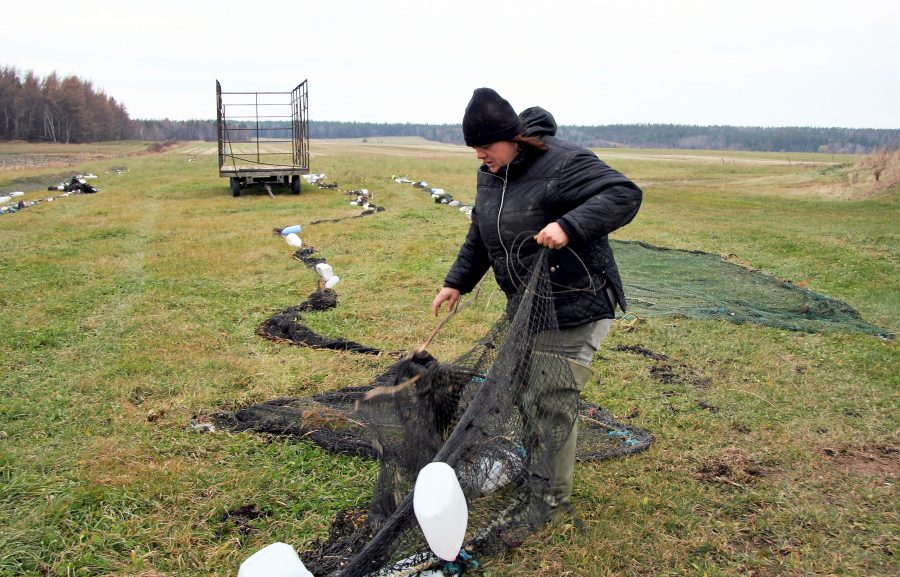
220;249;653;576
213;390;651;465
614;240;890;337
256;288;382;355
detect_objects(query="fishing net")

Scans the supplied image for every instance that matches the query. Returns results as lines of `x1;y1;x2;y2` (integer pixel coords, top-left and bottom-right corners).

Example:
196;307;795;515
222;249;652;576
612;240;890;338
238;236;891;575
256;288;383;355
214;390;650;464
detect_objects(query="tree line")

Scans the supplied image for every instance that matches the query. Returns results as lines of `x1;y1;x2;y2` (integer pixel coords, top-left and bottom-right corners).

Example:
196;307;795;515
2;67;897;153
0;66;130;143
137;119;898;154
554;124;900;154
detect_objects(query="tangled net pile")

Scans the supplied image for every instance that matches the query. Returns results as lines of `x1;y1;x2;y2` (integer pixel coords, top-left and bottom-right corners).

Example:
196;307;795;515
220;249;652;576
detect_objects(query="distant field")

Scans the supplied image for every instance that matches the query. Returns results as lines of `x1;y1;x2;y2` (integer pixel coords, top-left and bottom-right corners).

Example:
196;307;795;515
0;140;151;171
599;147;855;165
0;139;896;577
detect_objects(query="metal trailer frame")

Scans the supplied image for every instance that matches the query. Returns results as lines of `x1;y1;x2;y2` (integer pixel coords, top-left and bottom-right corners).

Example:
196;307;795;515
216;80;310;196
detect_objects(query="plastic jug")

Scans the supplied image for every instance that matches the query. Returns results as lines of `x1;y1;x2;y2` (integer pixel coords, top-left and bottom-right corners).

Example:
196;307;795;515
315;263;334;282
414;462;468;561
237;542;314;577
285;233;303;248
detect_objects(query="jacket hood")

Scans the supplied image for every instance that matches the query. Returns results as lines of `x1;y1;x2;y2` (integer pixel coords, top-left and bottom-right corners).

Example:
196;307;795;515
519;106;557;138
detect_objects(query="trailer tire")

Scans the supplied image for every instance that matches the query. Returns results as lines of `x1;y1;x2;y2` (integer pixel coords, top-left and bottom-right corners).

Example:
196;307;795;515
231;178;241;197
291;176;301;195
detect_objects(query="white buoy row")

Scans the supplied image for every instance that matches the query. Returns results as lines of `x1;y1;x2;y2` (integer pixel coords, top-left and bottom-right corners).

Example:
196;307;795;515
0;191;24;204
348;188;371;208
2;173;101;216
315;262;340;289
302;173;327;184
276;223;341;289
277;225;304;249
392;176;473;220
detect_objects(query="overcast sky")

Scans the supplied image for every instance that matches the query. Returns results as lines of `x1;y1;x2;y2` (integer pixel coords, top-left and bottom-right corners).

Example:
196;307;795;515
4;0;899;128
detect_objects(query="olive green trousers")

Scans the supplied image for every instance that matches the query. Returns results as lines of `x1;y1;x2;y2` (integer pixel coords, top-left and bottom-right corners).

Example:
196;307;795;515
528;318;614;521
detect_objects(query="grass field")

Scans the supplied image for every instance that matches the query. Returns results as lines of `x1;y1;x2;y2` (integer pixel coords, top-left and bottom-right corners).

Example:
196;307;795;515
0;139;897;577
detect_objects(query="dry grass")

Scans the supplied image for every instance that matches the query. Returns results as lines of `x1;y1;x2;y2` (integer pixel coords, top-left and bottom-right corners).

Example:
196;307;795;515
0;140;896;577
851;148;900;194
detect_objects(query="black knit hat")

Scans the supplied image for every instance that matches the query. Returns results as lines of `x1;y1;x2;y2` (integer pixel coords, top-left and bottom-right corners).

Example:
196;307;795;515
462;88;524;147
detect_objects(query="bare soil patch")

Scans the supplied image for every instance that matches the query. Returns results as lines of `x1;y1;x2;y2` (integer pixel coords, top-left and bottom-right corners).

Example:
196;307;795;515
0;140;185;174
695;447;776;488
220;503;266;535
822;445;899;478
613;344;712;388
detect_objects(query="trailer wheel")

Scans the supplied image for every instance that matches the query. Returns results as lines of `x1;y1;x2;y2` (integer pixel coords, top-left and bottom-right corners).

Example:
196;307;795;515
231;178;241;197
291;176;301;195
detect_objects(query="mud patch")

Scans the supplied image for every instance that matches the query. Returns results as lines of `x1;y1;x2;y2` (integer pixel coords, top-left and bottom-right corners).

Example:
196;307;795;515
696;399;720;413
695;447;774;488
614;344;712;388
615;344;669;362
823;446;899;478
220;503;266;535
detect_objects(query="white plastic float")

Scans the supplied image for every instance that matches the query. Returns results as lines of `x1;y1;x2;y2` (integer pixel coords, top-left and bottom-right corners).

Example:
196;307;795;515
413;462;468;561
284;233;303;248
315;263;334;282
237;542;313;577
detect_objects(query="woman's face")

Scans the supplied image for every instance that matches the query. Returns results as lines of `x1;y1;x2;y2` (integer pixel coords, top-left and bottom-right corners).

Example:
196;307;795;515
472;141;519;173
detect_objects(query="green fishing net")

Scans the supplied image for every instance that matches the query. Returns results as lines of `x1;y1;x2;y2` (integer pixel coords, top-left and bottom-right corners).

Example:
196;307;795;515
613;240;889;338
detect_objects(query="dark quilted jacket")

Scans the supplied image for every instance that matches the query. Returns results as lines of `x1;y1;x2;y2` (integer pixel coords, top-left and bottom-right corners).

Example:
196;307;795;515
443;107;642;328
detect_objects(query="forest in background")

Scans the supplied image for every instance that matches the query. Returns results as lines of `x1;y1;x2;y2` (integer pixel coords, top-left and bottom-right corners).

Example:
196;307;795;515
134;119;899;154
0;66;130;143
2;67;898;153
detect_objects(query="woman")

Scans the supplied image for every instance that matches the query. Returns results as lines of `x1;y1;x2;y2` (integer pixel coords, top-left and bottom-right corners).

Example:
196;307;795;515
431;87;643;519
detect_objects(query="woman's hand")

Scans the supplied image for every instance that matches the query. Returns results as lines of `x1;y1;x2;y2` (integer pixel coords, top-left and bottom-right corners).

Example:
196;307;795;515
431;287;461;316
534;222;569;249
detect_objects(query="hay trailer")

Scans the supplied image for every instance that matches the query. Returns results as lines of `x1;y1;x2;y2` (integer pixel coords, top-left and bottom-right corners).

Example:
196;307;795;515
216;80;310;196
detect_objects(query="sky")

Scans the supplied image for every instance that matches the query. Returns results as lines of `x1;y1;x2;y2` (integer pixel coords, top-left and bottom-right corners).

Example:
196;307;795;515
4;0;899;129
